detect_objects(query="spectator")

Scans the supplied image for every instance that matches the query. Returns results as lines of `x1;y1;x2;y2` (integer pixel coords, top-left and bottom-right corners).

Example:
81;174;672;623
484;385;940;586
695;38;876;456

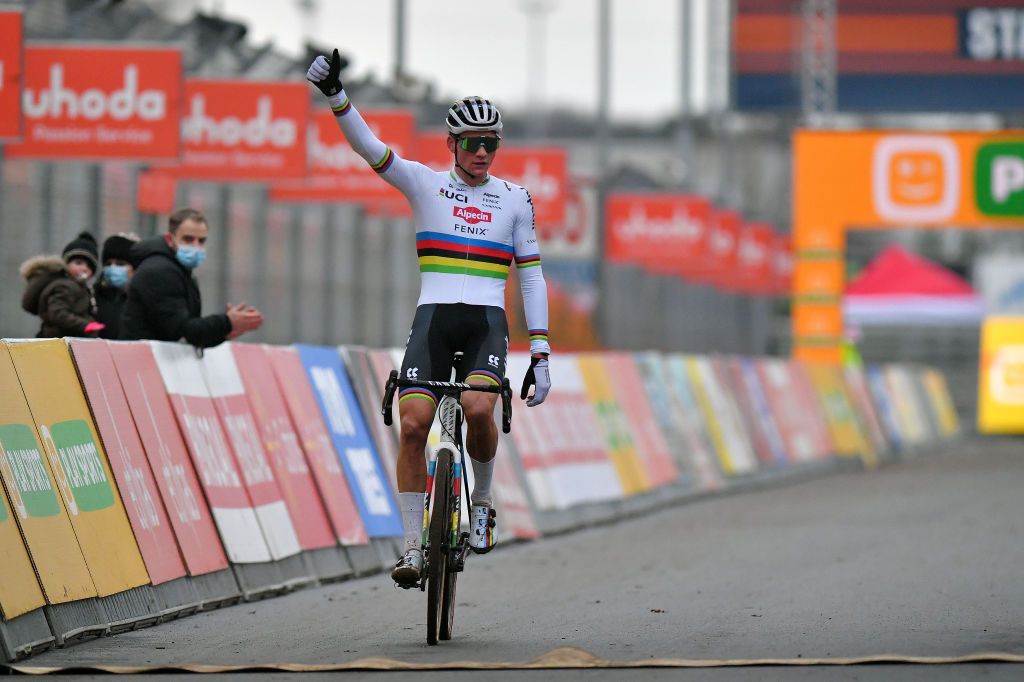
94;232;140;340
120;207;263;348
19;231;105;338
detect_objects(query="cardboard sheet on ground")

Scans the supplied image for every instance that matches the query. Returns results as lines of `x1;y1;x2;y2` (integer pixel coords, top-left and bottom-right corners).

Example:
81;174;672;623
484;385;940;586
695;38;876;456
69;339;186;585
151;342;272;564
7;339;150;596
577;354;650;495
0;344;97;604
296;345;401;538
603;353;679;487
200;344;301;560
231;343;336;551
265;346;367;546
507;353;622;510
684;356;757;476
0;476;46;620
110;342;228;575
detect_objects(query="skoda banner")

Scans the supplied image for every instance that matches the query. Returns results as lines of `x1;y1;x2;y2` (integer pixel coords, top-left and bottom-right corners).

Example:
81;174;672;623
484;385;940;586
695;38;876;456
0;9;23;140
7;44;182;160
296;345;401;538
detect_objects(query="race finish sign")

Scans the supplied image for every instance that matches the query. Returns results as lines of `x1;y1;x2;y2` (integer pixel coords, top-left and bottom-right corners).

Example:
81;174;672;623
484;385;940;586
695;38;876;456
199;344;301;560
151;341;272;564
7;340;149;597
0;9;23;140
6;44;182;160
265;346;368;546
111;342;228;575
69;339;186;585
296;345;401;538
0;344;96;604
161;79;309;180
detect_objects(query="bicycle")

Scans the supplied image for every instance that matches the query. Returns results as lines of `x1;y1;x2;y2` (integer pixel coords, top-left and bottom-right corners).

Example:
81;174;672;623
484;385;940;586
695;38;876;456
381;363;513;646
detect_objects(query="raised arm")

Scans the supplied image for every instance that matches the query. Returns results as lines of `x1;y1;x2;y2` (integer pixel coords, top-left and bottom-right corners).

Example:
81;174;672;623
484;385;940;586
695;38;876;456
306;49;427;195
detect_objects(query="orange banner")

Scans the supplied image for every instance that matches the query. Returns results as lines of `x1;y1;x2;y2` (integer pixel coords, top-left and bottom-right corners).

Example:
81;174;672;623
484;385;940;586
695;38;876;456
0;10;23;140
6;45;182;160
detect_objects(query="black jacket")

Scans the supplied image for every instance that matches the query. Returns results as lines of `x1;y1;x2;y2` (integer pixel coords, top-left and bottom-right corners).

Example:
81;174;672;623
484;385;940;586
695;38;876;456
94;279;127;340
119;236;231;348
20;255;98;338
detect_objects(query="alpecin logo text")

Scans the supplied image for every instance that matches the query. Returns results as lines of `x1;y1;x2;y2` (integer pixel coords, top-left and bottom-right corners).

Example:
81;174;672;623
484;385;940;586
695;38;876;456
453;206;492;224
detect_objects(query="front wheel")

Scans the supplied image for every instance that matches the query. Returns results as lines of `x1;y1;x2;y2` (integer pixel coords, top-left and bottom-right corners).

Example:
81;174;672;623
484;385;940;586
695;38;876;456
426;450;452;646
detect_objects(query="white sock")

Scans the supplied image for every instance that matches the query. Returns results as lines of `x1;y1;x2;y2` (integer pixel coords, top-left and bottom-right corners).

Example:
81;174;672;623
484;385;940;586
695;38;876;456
469;456;494;506
398;492;425;552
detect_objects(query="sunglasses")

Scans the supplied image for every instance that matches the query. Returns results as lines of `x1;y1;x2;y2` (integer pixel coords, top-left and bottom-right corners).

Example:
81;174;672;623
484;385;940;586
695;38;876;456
458;136;500;153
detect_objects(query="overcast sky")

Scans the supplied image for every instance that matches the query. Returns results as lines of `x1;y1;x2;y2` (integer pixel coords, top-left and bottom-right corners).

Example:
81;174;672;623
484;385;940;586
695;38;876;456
192;0;684;122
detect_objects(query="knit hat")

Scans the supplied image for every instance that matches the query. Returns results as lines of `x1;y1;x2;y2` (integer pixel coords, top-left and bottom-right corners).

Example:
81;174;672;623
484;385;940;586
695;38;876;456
102;232;140;264
62;231;99;273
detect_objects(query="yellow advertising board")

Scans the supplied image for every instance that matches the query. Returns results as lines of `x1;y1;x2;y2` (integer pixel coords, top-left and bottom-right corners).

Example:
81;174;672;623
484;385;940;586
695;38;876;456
978;317;1024;434
792;130;1024;363
0;481;46;620
576;355;649;495
922;369;960;437
0;344;96;604
806;364;876;468
6;340;150;597
683;358;740;475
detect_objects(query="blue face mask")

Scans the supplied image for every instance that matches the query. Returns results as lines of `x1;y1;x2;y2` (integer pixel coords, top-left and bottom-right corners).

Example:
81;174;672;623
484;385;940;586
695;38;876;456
103;264;129;288
175;246;206;270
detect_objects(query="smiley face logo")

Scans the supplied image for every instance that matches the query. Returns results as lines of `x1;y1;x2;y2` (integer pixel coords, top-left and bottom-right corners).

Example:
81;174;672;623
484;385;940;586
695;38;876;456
873;136;959;223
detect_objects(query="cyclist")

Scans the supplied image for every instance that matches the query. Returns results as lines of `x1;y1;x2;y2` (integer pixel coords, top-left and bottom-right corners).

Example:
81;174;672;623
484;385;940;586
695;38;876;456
307;50;552;586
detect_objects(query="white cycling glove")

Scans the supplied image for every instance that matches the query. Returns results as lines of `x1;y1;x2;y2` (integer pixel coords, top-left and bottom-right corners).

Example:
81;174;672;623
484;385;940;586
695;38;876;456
520;357;551;407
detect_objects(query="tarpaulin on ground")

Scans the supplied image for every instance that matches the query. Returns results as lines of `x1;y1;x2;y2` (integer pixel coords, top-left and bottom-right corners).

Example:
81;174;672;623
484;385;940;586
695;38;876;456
69;339;186;585
0;344;96;604
231;343;336;551
110;342;228;575
151;342;271;564
265;346;367;546
7;339;150;596
295;345;401;538
200;344;301;560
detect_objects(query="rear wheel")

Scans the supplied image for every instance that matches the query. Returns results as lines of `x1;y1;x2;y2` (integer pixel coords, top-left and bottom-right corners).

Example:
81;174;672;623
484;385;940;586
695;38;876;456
426;450;452;646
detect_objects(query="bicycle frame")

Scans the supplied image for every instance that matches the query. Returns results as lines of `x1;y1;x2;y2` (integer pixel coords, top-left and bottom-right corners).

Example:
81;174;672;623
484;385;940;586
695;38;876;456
421;394;469;584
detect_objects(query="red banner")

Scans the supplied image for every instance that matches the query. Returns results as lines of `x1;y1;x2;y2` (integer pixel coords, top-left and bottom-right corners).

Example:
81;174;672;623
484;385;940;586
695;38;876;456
136;170;177;214
0;10;23;140
231;343;337;550
773;234;794;295
269;108;415;209
415;130;452;172
110;342;228;576
161;80;308;180
6;45;182;160
605;193;711;276
733;222;777;294
69;340;187;585
489;147;568;227
265;346;368;546
697;209;741;287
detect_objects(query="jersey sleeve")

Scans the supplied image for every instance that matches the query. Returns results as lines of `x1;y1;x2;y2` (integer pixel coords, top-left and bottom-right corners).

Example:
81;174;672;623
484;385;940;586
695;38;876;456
327;89;431;197
511;187;550;355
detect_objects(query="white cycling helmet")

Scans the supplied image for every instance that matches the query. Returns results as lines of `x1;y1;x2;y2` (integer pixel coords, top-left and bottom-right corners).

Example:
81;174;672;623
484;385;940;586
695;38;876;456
446;96;503;136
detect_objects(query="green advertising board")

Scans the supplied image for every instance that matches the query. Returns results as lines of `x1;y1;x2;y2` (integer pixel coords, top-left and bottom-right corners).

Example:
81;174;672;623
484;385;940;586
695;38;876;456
975;141;1024;216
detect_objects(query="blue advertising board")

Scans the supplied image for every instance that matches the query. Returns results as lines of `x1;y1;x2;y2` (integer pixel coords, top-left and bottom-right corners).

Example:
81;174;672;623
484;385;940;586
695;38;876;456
296;345;401;537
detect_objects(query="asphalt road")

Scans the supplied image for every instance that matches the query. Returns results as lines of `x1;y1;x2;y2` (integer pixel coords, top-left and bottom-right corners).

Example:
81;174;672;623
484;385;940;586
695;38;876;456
18;437;1024;680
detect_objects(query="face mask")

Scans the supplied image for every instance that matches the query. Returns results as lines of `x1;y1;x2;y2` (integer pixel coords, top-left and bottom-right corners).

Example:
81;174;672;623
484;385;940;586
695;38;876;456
175;246;206;269
103;264;129;288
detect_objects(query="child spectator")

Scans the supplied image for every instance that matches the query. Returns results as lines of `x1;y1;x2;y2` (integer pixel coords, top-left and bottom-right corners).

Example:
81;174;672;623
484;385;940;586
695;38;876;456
19;231;105;338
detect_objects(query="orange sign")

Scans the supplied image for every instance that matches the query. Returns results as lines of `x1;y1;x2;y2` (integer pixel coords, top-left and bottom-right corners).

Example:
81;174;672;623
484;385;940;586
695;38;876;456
605;193;710;276
489;147;568;227
162;80;308;180
0;10;23;140
269;108;415;208
6;45;182;160
136;170;177;214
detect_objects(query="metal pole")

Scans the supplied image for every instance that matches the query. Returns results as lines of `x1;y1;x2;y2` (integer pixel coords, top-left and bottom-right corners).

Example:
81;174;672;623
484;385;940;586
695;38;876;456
216;185;231;309
595;0;612;348
252;189;269;336
322;206;337;345
394;0;406;84
289;207;303;341
89;164;103;235
40;163;55;253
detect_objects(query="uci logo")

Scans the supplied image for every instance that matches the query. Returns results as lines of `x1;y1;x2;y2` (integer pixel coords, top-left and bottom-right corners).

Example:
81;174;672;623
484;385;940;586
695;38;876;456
439;188;468;203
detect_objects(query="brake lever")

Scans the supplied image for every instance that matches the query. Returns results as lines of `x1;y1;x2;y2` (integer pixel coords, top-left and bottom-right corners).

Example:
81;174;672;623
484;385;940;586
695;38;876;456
501;377;512;434
382;370;398;426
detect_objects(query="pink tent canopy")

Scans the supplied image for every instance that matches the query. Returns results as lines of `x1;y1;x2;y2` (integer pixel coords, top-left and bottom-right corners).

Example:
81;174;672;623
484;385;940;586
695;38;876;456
844;245;985;325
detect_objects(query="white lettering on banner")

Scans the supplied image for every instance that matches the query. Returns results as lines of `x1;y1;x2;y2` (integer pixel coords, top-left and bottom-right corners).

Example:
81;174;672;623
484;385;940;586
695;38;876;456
310;433;343;475
964;9;1024;60
310;367;356;437
0;445;29;519
346;447;392;515
161;460;202;523
38;425;77;516
309;122;404;171
709;224;735;256
502;159;561;201
182;149;289;168
990;345;1024;404
182;413;240;489
23;64;165;121
223;413;274;486
738;233;768;268
618;205;703;242
992;156;1024;202
270;417;310;475
183;94;296;148
121;464;160;530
